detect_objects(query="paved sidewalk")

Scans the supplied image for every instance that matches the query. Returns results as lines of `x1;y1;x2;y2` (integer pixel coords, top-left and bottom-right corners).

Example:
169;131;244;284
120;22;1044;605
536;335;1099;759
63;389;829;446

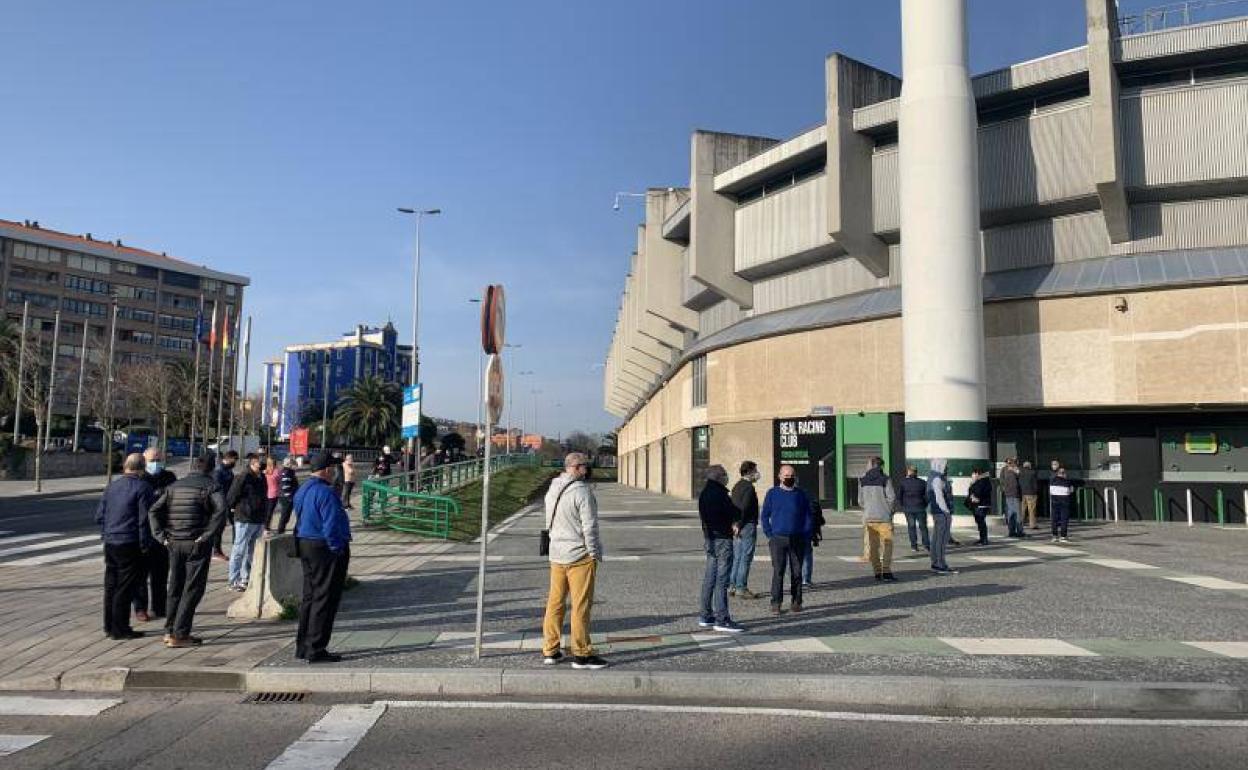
0;459;194;500
2;484;1246;706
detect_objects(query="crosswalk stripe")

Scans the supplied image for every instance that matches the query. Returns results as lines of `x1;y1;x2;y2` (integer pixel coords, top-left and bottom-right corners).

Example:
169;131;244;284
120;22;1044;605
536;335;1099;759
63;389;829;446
939;638;1098;657
5;544;103;566
267;704;386;770
0;535;98;559
0;532;65;546
0;696;121;716
1164;575;1248;590
0;735;49;757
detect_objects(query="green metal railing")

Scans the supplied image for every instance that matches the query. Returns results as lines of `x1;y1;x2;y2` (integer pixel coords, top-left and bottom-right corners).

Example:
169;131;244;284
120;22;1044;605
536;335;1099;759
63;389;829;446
360;453;538;538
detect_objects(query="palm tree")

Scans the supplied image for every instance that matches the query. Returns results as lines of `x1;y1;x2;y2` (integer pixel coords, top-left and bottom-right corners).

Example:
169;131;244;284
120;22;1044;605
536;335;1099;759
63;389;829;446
331;376;401;448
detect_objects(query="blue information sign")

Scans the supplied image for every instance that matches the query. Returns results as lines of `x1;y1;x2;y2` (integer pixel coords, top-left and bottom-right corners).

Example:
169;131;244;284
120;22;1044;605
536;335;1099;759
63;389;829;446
402;384;422;439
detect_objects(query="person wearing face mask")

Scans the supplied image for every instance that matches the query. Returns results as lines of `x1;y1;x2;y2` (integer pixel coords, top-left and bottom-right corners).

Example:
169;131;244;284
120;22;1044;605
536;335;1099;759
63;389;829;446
729;461;761;599
760;464;813;614
210;451;239;562
226;454;268;591
133;447;177;622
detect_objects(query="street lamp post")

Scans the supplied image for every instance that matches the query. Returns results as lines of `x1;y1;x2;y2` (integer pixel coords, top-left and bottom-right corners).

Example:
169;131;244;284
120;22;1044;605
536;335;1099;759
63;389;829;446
514;369;533;453
398;207;441;476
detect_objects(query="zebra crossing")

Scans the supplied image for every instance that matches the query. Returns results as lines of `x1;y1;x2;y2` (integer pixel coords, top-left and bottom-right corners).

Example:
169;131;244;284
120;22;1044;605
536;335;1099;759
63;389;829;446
0;531;102;568
0;696;119;759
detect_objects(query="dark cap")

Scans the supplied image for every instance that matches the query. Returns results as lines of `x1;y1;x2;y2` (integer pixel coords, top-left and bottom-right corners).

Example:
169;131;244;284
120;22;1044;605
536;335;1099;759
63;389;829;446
309;451;342;472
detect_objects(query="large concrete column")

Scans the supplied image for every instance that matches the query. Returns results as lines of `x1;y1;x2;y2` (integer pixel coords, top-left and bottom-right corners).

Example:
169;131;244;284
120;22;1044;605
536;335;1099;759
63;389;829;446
899;0;988;490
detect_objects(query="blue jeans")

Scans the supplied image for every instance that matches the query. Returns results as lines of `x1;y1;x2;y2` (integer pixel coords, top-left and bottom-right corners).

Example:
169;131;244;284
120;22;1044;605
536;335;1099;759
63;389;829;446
700;537;734;624
228;522;265;586
731;522;757;591
803;542;814;585
1005;497;1022;536
903;509;930;549
930;511;951;570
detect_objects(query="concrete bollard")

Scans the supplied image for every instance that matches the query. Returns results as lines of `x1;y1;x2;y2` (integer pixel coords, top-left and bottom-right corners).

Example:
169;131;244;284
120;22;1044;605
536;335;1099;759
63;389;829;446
227;533;303;620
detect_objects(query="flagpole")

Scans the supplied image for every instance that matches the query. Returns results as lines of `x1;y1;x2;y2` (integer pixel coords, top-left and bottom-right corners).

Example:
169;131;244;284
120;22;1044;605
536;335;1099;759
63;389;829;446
236;316;253;447
72;317;89;452
204;303;217;449
227;313;243;448
43;311;62;452
188;295;204;460
215;309;229;447
12;301;29;443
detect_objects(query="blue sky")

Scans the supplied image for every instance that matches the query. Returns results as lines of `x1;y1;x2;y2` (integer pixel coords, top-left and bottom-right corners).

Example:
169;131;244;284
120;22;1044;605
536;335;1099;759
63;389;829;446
3;0;1123;435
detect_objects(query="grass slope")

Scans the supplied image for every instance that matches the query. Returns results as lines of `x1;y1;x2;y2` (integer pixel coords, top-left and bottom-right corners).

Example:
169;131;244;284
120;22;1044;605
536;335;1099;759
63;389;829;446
447;465;558;541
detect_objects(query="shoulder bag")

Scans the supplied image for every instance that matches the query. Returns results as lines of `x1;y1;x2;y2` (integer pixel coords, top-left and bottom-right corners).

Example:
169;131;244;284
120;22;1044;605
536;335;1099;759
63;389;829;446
540;482;575;556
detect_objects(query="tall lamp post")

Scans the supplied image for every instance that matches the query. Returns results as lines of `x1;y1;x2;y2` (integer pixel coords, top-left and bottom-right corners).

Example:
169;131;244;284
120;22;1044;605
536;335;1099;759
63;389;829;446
397;206;441;476
514;370;533;453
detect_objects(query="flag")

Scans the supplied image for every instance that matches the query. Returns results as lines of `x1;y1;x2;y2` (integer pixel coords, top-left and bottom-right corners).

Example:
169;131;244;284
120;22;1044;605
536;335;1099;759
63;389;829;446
208;305;219;349
222;310;231;352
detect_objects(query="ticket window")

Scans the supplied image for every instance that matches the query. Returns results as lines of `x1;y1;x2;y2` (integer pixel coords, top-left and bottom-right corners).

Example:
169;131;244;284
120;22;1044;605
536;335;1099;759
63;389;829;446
843;444;883;509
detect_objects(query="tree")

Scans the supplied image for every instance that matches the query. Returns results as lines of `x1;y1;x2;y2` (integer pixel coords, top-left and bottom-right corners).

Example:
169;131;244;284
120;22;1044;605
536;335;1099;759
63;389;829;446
122;360;193;452
563;430;596;455
0;316;18;420
9;323;54;489
440;431;466;454
331;376;401;448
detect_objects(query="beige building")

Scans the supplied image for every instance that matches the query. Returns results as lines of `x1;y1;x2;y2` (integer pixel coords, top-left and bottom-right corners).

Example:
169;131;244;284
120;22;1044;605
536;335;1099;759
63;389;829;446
604;2;1248;525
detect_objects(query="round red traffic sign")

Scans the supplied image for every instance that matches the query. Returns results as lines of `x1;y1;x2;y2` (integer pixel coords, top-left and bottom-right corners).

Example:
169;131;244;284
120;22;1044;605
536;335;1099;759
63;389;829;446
481;284;506;355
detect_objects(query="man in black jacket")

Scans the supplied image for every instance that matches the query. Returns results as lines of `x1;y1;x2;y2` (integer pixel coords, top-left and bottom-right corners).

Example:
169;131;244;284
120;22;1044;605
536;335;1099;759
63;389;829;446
226;454;269;591
697;465;744;633
95;453;155;640
898;465;930;552
149;452;228;647
729;461;761;599
134;447;177;622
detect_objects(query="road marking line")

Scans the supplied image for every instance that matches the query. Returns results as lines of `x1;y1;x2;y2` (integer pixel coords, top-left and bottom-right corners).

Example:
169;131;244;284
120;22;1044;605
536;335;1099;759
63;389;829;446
266;704;386;770
377;699;1248;727
737;636;831;653
940;638;1098;657
1184;641;1248;659
0;735;49;757
0;534;96;559
1164;576;1248;590
1017;544;1086;556
4;543;103;566
1081;558;1160;570
967;555;1039;563
0;532;63;546
0;696;121;716
430;555;504;563
691;633;742;650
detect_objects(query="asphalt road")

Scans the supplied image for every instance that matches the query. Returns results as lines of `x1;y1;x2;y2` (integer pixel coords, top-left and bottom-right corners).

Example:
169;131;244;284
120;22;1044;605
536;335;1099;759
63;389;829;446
1;692;1243;770
0;492;101;537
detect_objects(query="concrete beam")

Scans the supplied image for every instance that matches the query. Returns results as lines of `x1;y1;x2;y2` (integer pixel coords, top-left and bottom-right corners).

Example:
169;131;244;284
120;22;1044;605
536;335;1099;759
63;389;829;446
1087;0;1131;243
688;131;776;309
826;54;900;278
644;190;699;332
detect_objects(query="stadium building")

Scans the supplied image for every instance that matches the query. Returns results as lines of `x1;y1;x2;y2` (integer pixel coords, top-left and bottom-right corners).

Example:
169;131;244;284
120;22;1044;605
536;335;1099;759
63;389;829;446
604;1;1248;525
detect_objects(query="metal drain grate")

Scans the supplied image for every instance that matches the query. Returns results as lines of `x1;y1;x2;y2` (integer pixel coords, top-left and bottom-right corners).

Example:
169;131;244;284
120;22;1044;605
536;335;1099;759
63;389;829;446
247;692;307;704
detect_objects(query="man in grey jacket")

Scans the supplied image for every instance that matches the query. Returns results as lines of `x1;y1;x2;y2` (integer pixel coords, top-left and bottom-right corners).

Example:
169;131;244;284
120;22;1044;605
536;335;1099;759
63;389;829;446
861;457;898;582
541;453;607;670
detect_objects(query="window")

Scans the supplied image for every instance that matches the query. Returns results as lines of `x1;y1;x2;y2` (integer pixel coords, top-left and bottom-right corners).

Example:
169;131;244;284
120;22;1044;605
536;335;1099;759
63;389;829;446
691;355;707;407
113;284;156;302
158;314;196;332
8;266;59;284
113;261;158;279
117;306;155;323
733;160;827;205
161;292;198;311
162;270;200;290
65;274;112;295
225;284;237;297
66;253;111;274
1036;429;1081;473
201;279;220;293
62;298;108;316
119;329;154;345
157;334;192;351
12;242;62;264
7;289;59;309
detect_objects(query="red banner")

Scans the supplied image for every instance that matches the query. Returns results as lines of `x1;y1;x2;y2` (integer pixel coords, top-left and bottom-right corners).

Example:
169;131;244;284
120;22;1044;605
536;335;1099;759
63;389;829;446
290;427;310;457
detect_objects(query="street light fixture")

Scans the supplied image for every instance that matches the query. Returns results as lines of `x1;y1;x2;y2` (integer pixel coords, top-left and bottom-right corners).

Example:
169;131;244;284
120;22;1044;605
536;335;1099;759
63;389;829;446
397;206;441;475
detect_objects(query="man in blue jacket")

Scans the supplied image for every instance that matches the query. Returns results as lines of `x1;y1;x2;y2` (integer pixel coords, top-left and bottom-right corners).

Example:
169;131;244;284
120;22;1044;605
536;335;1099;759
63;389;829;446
95;453;155;640
293;451;352;663
761;464;813;614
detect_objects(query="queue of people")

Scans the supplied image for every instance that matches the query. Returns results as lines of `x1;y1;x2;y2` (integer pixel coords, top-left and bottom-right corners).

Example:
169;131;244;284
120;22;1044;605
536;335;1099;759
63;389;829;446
95;447;355;663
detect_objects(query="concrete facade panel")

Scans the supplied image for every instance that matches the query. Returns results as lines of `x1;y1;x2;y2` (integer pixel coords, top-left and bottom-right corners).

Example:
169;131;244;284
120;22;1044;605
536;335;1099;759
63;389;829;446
708;419;772;500
1122;81;1248;189
666;428;693;499
734;177;833;274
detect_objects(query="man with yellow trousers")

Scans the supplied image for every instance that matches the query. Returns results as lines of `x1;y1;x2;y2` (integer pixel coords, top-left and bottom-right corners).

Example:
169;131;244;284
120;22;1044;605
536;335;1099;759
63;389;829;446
861;457;899;582
541;453;607;670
